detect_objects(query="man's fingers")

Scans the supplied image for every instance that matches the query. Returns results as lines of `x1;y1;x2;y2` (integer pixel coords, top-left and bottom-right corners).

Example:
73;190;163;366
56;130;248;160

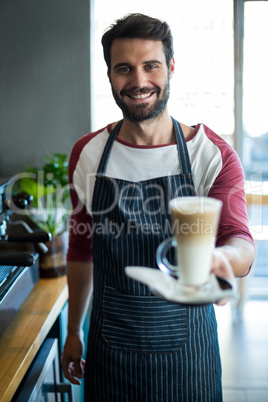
72;358;85;379
215;297;230;306
61;356;85;385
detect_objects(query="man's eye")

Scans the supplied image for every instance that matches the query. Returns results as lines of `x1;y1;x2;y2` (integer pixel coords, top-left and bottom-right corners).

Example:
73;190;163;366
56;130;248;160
145;64;157;70
118;67;130;73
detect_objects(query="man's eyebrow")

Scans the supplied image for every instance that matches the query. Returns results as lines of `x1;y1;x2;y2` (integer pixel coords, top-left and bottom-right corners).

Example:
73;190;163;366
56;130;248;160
113;62;131;69
113;60;163;69
143;59;163;65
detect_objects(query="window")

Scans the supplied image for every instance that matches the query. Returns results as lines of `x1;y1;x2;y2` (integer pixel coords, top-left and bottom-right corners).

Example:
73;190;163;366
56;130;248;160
243;1;268;181
242;1;268;297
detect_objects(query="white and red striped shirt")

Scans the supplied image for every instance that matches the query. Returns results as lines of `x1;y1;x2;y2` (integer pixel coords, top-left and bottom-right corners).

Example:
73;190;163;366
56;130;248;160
67;122;254;262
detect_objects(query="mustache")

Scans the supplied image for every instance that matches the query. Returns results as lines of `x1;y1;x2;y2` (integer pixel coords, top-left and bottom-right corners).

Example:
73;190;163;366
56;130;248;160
120;87;160;96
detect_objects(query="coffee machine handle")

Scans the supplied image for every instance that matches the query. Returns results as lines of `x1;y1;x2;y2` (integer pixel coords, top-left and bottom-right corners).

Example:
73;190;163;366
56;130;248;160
6;231;52;243
0;252;35;266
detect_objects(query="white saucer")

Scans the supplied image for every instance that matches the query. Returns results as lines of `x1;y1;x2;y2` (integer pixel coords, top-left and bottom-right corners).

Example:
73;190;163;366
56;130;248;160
125;266;237;305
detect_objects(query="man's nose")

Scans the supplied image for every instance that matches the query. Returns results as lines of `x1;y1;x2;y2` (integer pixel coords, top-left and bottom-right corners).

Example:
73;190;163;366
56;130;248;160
130;68;147;88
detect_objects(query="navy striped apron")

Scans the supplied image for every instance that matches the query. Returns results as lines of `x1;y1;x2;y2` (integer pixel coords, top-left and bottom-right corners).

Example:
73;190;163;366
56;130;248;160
85;118;222;402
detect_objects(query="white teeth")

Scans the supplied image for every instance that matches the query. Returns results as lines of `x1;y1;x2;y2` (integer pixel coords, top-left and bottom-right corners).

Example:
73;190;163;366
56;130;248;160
130;93;152;99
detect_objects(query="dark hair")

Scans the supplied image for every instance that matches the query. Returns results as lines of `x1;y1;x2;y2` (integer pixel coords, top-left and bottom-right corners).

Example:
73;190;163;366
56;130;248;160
102;13;174;72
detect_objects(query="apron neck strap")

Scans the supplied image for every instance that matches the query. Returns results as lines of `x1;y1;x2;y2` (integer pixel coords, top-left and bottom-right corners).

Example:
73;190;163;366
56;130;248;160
96;117;192;175
171;117;192;175
97;120;123;174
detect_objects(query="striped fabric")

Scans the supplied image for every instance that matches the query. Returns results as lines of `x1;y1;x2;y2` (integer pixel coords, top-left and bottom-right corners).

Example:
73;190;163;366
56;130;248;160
85;119;222;401
102;286;187;352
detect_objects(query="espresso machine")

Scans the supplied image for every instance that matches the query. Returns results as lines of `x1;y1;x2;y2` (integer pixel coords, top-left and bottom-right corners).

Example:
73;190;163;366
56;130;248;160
0;178;51;336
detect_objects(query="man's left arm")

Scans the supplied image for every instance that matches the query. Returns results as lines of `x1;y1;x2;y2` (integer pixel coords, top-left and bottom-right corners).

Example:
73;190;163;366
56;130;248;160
204;134;255;280
211;237;255;280
210;237;255;305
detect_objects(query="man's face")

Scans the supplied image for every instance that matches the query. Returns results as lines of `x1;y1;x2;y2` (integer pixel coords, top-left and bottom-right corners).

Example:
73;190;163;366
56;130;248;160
108;38;175;122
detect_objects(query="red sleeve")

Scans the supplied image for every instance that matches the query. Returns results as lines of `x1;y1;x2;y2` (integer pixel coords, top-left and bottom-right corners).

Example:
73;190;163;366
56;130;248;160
67;205;93;263
204;126;254;248
66;133;97;262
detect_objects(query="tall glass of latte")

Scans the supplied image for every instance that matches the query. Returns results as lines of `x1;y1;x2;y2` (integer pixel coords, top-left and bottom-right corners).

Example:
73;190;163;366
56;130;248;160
157;197;222;287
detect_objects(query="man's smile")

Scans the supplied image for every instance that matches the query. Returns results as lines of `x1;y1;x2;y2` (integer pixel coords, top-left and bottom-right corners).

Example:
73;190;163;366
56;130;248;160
120;87;158;102
127;92;154;100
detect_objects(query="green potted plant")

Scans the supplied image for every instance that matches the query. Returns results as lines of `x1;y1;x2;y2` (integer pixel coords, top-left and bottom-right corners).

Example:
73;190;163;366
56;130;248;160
16;153;70;278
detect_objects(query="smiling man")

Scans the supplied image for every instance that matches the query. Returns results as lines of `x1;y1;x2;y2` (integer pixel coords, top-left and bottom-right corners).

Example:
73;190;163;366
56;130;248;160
61;13;255;402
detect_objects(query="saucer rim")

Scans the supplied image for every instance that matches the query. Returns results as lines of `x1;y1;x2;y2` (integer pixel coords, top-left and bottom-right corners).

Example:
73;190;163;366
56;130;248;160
125;266;236;305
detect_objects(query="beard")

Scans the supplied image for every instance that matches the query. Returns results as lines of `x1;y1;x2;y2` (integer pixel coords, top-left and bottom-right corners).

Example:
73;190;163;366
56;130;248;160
111;80;170;123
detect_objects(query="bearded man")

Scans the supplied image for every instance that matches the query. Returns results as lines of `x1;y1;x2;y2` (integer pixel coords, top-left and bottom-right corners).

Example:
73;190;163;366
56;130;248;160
61;13;254;402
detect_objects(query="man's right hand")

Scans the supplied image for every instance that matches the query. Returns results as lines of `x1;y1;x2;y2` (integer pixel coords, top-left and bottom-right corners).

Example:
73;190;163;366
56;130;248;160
61;332;85;385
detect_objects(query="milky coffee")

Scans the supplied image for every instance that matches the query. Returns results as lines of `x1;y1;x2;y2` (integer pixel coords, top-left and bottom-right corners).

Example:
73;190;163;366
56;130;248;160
170;197;222;286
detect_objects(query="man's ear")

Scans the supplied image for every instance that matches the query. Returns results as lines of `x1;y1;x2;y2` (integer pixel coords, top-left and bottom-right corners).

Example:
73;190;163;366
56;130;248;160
107;71;111;83
169;57;175;79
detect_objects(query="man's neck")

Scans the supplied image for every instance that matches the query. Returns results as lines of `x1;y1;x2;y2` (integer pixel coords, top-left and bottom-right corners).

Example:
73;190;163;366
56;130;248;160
116;113;175;146
112;114;195;146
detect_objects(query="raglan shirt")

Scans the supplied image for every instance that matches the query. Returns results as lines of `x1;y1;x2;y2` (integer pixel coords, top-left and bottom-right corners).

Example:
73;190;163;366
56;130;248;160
67;123;254;266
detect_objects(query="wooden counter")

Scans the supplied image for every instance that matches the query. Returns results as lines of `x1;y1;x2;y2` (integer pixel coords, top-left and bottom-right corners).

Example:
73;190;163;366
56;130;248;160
0;275;68;402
